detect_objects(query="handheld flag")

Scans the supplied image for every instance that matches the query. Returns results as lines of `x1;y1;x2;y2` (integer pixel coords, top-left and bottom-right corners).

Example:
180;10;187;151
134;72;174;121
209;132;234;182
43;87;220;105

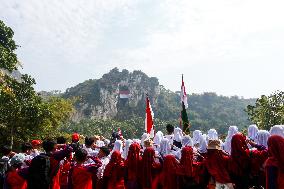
145;95;154;138
181;74;188;108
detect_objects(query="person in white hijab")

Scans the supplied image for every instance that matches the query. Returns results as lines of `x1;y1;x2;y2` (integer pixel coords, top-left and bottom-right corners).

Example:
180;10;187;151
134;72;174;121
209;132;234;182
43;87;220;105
270;125;284;137
159;138;172;157
112;140;123;154
207;129;219;141
256;130;270;148
123;139;133;159
141;133;150;149
247;124;259;141
176;135;194;160
192;130;203;147
173;127;183;148
222;126;238;154
153;131;164;151
198;135;207;154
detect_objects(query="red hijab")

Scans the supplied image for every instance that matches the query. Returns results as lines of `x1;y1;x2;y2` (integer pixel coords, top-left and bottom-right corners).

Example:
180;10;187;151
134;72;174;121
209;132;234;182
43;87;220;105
126;143;142;180
229;133;250;176
161;155;179;189
142;147;160;188
104;150;124;177
206;149;231;183
176;146;194;177
265;135;284;171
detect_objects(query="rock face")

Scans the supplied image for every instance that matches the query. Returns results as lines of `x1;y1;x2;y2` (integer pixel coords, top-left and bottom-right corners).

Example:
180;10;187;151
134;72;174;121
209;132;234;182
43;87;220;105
63;68;166;121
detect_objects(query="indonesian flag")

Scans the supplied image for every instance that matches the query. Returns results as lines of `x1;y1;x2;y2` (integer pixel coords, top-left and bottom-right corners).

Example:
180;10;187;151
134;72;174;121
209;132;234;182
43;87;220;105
145;95;154;138
181;74;188;109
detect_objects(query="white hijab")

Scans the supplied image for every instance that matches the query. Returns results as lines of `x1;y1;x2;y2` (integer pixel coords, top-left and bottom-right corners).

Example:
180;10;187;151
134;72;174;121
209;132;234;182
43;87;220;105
141;133;150;148
112;140;123;153
159;138;171;156
123;139;133;159
256;130;270;148
248;124;259;141
192;130;203;146
153;131;164;146
96;140;105;148
198;136;207;154
223;126;238;154
174;128;183;142
182;135;193;147
207;129;218;141
270;125;284;137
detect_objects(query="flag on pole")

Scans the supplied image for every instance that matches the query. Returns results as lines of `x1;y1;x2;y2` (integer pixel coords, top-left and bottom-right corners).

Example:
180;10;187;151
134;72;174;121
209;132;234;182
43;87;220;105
145;95;154;138
180;74;190;134
181;74;188;108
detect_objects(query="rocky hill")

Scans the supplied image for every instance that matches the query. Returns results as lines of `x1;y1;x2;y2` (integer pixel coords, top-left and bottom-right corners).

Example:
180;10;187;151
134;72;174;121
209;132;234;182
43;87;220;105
61;68;256;133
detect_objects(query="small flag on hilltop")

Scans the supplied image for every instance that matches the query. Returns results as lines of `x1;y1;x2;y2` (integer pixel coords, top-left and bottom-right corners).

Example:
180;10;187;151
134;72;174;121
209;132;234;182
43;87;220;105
145;94;155;138
180;74;190;134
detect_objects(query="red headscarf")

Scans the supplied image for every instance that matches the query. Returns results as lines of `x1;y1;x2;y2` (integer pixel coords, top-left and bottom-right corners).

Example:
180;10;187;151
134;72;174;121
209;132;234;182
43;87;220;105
126;143;141;181
265;135;284;172
104;150;124;177
229;133;250;176
176;146;194;177
142;147;160;188
206;149;231;183
161;155;179;189
72;133;80;142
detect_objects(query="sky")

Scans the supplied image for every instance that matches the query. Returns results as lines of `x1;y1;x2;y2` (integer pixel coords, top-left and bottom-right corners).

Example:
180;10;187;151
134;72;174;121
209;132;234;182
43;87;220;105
1;0;284;98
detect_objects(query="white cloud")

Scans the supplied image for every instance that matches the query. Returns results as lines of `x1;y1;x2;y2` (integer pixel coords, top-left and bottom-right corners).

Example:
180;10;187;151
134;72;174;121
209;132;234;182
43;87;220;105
0;0;283;97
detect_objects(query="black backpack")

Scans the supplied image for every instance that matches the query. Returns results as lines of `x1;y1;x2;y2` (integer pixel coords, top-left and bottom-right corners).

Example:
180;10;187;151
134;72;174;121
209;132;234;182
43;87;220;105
28;154;51;189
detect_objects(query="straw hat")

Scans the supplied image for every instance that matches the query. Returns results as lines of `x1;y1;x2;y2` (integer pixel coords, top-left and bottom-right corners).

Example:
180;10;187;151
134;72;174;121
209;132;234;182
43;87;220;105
207;140;221;150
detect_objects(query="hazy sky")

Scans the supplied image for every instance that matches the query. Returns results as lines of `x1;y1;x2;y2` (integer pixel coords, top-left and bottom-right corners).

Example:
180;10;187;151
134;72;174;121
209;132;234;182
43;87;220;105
1;0;283;98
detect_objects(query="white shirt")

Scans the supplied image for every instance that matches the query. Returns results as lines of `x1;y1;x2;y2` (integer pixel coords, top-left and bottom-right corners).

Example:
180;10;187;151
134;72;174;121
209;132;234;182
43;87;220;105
96;156;110;179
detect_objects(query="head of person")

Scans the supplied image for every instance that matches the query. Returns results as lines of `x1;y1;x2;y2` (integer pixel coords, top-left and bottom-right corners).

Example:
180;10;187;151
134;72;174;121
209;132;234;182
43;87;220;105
113;140;123;153
248;124;259;141
31;140;42;149
85;137;95;148
10;153;25;169
181;135;193;147
192;130;202;145
174;127;183;142
207;129;218;141
266;135;284;171
1;145;12;156
98;146;110;158
270;125;284;137
207;140;221;154
227;126;238;139
153;131;163;147
160;138;171;156
21;142;33;155
256;130;270;148
72;133;80;143
123;139;133;159
42;139;56;153
56;136;66;144
144;138;153;148
74;148;88;164
166;124;174;135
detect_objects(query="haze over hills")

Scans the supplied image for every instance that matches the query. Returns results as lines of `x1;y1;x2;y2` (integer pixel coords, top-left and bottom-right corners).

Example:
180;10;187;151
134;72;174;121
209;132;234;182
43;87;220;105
46;68;256;134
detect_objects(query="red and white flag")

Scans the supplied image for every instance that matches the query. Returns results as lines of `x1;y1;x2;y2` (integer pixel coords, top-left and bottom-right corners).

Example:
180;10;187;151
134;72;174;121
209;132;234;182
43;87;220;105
145;95;154;138
181;74;188;109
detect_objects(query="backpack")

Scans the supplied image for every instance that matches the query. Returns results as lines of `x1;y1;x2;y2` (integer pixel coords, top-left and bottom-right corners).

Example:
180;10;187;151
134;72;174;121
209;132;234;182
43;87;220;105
28;154;51;189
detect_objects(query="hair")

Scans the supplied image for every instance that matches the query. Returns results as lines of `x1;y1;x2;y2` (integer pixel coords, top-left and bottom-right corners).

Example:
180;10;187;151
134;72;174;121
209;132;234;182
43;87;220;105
166;124;174;134
1;145;12;156
42;139;56;152
85;137;95;147
21;142;33;153
100;146;110;156
57;136;66;144
74;148;88;162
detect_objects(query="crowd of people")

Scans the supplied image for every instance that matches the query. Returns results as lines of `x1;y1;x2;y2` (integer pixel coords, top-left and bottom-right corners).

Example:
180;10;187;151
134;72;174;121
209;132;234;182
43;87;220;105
0;124;284;189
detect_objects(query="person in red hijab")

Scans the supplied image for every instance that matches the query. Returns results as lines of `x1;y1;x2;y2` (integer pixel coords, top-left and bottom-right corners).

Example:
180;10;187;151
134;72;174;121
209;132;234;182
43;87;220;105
229;133;267;189
176;146;204;189
152;155;179;189
125;143;142;189
102;150;125;189
141;147;161;189
265;135;284;189
205;140;233;189
68;148;102;189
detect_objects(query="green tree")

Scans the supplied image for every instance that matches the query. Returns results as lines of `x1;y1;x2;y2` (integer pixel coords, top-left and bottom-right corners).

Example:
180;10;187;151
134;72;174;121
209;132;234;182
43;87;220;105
0;20;19;71
246;91;284;130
